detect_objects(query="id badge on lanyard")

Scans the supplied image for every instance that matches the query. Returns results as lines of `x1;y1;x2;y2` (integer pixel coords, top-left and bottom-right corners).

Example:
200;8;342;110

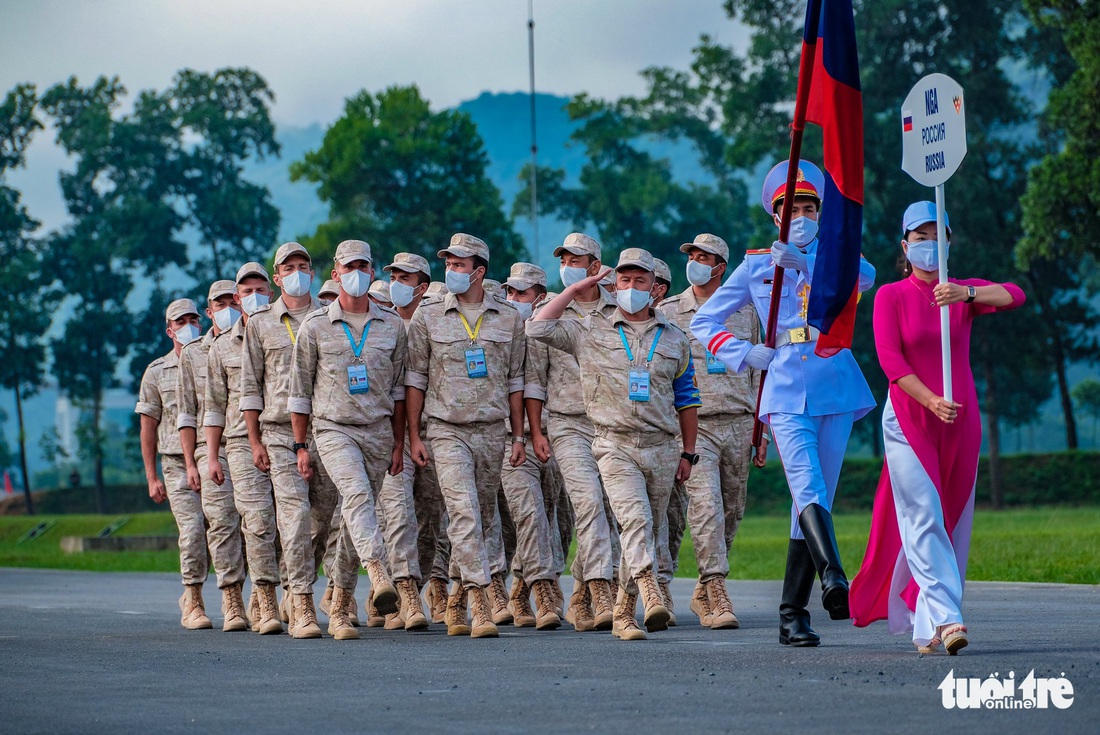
705;349;727;374
619;324;663;403
342;321;372;395
459;312;488;379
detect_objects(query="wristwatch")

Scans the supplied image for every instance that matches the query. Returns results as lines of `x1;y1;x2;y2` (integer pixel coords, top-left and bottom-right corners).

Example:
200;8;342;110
511;436;527;445
965;285;976;303
292;442;309;453
681;451;700;465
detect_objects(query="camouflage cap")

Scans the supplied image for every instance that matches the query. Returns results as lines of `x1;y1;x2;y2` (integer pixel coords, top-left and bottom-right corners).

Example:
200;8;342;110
367;279;392;303
438;233;490;262
274;241;311;266
553;232;601;260
482;278;503;297
165;298;200;322
424;281;449;297
383;252;431;277
318;279;340;299
236;261;270;284
653;258;672;284
504;262;547;291
680;233;730;262
335;239;373;265
207;279;236;303
615;247;656;273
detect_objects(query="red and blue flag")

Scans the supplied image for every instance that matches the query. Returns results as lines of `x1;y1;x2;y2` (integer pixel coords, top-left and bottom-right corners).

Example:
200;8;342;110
801;0;863;357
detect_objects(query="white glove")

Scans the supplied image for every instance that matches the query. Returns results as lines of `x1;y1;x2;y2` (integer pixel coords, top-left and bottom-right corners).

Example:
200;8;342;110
771;240;808;271
743;344;776;370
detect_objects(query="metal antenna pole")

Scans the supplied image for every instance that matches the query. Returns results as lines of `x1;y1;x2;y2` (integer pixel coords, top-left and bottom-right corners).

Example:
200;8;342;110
527;0;539;259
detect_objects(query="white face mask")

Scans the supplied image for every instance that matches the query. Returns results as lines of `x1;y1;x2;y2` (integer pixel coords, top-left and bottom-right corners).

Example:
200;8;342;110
213;306;242;332
616;287;652;315
389;280;417;308
509;299;534;321
906;240;948;272
560;265;588;288
279;270;312;298
340;270;371;298
174;323;201;346
787;216;819;247
686;259;716;286
240;292;269;315
445;269;474;295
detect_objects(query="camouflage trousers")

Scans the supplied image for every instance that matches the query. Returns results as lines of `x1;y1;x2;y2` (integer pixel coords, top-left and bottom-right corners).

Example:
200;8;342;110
498;440;560;583
426;419;507;588
227;439;279;585
312;422;392;589
194;445;245;589
591;433;679;594
661;413;753;581
262;422;339;595
161;454;208;586
553;479;573;578
547;413;618;582
486;486;515;576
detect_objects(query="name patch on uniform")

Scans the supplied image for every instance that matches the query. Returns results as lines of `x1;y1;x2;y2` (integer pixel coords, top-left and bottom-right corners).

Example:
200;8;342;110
347;364;369;395
628;370;651;402
705;350;727;374
465;348;488;379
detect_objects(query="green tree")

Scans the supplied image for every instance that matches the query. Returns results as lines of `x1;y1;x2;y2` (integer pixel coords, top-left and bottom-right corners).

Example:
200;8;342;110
1018;1;1100;449
0;83;58;514
291;85;525;278
1072;378;1100;445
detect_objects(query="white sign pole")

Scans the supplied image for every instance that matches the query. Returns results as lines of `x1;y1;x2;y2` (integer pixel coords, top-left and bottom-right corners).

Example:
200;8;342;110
934;182;952;402
901;73;966;405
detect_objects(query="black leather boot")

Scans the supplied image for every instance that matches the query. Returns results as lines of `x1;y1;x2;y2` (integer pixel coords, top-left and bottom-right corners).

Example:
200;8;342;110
779;539;820;646
798;503;850;620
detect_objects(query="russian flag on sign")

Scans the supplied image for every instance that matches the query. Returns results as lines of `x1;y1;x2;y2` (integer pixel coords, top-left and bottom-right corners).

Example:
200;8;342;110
802;0;864;357
902;110;913;132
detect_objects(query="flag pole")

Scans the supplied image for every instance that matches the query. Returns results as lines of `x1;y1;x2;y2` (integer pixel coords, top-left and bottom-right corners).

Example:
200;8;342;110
752;2;822;450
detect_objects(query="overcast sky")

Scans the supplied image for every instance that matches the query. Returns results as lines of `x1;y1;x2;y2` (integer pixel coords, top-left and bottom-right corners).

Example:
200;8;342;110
1;0;746;127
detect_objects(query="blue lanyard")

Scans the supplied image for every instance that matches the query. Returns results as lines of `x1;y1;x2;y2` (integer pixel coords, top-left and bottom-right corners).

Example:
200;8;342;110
341;320;372;362
617;324;662;366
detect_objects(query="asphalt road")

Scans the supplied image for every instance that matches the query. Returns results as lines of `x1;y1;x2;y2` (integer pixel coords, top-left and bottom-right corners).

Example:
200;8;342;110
0;568;1095;734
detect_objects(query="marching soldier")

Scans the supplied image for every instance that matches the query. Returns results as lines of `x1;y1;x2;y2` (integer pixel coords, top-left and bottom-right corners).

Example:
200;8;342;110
405;233;527;638
529;248;702;641
525;233;620;632
177;280;248;631
137;298;210;630
239;242;343;639
691;161;876;646
658;234;760;629
205;263;282;634
289;239;409;640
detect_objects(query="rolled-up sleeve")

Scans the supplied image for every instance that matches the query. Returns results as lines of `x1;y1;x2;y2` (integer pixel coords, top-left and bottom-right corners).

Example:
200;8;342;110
673;352;702;411
405;310;430;391
204;342;228;428
176;346;198;430
523;337;549;401
135;366;162;421
507;314;526;394
390;323;408;402
288;319;317;416
239;319;265;412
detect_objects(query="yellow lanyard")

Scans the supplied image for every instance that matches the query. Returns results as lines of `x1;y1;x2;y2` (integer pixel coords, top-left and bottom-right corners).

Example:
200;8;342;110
458;312;484;343
281;315;298;344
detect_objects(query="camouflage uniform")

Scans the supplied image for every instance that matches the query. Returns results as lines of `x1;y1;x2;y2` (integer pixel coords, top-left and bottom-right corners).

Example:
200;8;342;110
658;284;759;580
525;289;620;583
240;293;339;596
137;348;208;586
206;311;279;585
526;251;701;595
406;286;526;588
178;328;245;591
289;297;408;581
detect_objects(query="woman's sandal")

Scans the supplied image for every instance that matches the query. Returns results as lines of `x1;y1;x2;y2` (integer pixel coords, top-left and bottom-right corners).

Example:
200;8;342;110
941;624;969;655
916;637;942;655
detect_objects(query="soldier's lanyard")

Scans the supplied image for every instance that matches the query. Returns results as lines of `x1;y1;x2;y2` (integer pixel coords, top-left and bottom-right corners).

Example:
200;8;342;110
281;315;298;345
617;324;662;367
341;320;372;363
458;312;484;345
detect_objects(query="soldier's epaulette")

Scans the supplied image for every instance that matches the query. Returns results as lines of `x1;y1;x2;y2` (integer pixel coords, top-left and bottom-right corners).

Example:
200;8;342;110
660;293;684;306
250;303;273;316
746;248;771;255
418;295;444;308
148;356;166;368
374;303;399;317
302;305;330;324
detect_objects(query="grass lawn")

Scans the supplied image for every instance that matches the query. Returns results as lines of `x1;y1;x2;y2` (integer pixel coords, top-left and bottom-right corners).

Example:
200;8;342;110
1;506;1097;584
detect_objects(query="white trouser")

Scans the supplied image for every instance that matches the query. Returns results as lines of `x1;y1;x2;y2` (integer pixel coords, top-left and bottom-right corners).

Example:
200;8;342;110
768;410;855;540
